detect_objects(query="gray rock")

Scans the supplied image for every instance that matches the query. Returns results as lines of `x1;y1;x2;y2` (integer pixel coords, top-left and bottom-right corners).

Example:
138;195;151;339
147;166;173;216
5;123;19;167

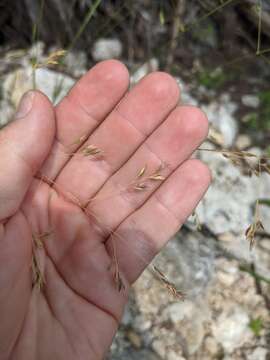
155;229;216;297
235;134;252;149
91;38;123;61
204;336;221;357
163;299;209;355
212;304;252;353
0;100;14;128
62;50;87;77
131;59;159;85
201;95;238;147
175;78;238;147
175;77;199;106
196;143;270;260
247;347;268;360
3;66;75;107
242;94;260;108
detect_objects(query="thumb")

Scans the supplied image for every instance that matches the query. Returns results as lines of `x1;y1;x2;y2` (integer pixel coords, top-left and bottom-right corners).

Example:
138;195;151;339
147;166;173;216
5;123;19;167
0;90;55;221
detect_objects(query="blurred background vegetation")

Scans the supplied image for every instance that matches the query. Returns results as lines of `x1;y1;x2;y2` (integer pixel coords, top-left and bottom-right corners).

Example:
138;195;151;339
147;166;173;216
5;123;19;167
0;0;269;145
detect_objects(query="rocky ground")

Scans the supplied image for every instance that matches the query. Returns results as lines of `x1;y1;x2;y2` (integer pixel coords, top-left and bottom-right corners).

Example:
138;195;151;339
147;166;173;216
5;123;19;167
0;41;270;360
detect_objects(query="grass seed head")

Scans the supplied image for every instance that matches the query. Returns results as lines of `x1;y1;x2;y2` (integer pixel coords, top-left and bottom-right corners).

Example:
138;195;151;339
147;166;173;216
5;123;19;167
32;49;66;69
131;163;166;192
32;231;52;248
245;200;265;250
149;174;166;181
133;183;148;191
81;145;103;157
70;134;88;146
137;165;147;178
153;266;185;301
31;254;45;291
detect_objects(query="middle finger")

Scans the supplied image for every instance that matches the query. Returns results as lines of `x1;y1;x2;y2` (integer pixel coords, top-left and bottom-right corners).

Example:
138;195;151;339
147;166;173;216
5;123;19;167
55;72;180;204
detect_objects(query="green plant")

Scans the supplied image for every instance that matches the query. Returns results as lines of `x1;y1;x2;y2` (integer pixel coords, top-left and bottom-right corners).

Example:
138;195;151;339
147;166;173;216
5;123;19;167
244;113;260;131
198;67;227;90
249;317;264;337
259;90;270;130
244;92;270;131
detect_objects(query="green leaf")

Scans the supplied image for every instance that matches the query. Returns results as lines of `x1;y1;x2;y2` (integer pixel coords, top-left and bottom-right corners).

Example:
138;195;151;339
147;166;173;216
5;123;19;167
249;317;264;337
259;198;270;207
159;9;165;25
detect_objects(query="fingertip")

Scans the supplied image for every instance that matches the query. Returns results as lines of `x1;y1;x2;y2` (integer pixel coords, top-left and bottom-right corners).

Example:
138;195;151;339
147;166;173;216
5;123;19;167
4;89;56;166
95;59;130;86
142;71;180;104
185;158;212;188
0;90;56;220
77;59;130;93
66;60;130;121
34;90;54;111
177;105;209;140
24;90;55;139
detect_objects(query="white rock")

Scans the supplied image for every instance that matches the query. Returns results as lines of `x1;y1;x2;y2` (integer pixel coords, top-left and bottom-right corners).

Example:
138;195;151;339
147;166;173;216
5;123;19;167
28;42;45;60
0;43;78;126
121;305;133;326
152;339;166;358
247;347;268;360
91;38;122;61
212;304;251;353
3;66;75;107
235;134;252;149
216;271;237;287
167;352;186;360
175;78;198;106
62;50;87;77
202;98;238;147
133;315;152;332
0;100;14;128
165;301;194;323
197;147;254;235
131;59;159;84
242;94;260;108
174;79;238;147
196;143;270;260
204;337;220;356
164;300;209;355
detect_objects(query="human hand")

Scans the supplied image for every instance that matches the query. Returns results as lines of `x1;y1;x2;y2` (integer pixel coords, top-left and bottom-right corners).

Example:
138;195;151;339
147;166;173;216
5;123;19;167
0;60;211;359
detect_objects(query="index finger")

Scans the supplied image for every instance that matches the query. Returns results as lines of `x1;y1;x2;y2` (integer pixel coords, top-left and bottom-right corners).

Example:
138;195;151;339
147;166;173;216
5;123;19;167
40;60;130;179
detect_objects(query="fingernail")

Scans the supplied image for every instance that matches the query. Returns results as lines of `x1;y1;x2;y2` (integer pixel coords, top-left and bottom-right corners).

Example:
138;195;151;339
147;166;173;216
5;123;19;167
15;91;35;119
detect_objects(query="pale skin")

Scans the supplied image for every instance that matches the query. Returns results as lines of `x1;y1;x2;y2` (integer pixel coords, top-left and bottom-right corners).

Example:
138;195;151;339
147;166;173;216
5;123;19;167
0;60;211;359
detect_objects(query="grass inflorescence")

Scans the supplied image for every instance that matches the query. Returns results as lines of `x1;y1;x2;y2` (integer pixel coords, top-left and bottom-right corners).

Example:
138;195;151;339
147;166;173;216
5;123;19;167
20;122;269;297
31;231;52;290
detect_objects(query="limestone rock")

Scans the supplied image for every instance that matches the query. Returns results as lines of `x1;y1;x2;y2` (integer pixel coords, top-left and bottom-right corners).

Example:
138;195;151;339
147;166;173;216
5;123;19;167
91;38;123;61
3;66;75;108
212;304;252;353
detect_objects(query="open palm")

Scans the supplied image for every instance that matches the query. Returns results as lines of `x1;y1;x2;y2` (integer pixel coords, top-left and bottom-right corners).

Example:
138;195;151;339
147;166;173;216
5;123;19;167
0;60;211;360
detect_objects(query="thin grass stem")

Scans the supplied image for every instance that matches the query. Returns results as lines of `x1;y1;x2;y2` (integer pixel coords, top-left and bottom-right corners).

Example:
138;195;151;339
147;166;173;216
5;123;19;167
67;0;102;53
256;0;262;55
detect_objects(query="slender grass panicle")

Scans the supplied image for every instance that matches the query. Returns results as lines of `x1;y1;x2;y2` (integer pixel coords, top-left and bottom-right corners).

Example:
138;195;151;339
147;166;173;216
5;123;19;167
31;232;52;290
245;200;265;251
